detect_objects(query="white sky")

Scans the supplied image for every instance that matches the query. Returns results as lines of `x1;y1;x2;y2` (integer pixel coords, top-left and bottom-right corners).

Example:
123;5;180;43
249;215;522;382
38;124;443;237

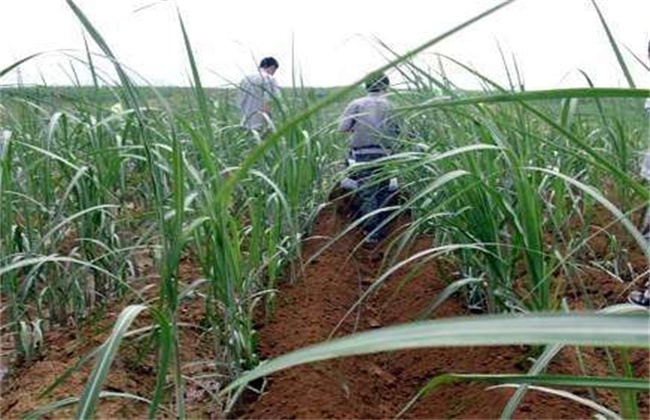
1;0;649;90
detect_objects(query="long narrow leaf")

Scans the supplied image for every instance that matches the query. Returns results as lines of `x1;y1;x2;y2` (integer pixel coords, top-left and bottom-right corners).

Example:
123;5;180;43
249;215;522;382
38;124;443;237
25;391;153;420
590;0;635;88
217;0;518;207
397;373;647;418
76;305;147;418
491;384;622;419
222;314;649;394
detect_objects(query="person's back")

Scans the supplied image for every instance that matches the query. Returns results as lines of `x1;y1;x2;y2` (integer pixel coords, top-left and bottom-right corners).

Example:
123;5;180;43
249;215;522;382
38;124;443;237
238;57;280;131
341;93;398;153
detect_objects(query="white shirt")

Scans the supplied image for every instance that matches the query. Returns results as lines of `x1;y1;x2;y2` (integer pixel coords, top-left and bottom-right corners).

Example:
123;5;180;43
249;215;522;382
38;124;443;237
641;153;650;181
338;92;399;154
642;98;650;181
0;129;10;158
238;70;280;130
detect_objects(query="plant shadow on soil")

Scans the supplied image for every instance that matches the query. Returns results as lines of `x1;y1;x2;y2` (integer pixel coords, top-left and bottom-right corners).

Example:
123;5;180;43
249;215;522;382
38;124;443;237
1;188;648;419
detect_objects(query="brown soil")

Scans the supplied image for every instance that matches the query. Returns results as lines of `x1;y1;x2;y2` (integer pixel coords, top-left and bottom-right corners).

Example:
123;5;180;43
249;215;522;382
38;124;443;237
237;196;649;419
1;195;648;419
0;255;224;419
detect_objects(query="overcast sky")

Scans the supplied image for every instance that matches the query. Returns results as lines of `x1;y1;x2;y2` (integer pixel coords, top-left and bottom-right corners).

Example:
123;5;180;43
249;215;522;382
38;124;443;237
1;0;649;90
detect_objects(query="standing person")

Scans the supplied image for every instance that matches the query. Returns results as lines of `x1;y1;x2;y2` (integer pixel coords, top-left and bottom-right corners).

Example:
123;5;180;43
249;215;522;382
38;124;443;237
628;39;650;307
238;56;280;133
338;72;400;246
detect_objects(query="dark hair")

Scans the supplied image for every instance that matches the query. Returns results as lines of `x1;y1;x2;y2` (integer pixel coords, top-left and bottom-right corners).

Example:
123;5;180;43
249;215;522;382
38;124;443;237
365;72;389;92
260;57;279;69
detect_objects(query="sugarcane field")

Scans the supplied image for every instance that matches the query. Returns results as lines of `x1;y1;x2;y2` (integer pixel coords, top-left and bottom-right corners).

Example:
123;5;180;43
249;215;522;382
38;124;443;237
1;1;649;419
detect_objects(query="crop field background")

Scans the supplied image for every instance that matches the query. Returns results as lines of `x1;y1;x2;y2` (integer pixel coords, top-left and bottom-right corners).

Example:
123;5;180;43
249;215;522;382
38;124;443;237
0;0;648;419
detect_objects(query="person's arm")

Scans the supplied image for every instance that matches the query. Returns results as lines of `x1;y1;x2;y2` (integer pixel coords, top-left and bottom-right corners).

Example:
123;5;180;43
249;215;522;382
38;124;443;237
270;76;281;98
237;77;249;109
262;75;280;115
378;101;401;150
338;102;357;132
641;151;650;181
385;110;401;138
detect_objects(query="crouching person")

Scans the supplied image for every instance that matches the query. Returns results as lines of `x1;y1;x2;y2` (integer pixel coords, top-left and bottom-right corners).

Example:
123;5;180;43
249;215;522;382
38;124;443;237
629;132;650;307
338;72;400;246
627;40;650;307
641;94;650;243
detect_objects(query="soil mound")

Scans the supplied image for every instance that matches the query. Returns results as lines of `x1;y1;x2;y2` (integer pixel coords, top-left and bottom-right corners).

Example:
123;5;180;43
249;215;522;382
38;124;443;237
238;198;648;419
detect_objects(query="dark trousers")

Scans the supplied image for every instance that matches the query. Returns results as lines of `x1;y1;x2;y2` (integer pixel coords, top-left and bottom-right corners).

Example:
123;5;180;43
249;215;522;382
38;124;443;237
351;152;391;240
